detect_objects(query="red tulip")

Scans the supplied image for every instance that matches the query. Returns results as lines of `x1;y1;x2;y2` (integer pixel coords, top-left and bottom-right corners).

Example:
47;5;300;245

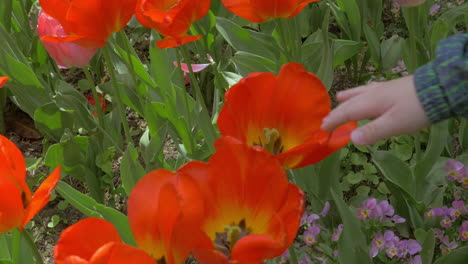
190;137;305;263
0;77;8;88
217;62;356;169
128;166;211;264
221;0;320;23
0;135;60;234
37;10;97;69
135;0;211;48
54;218;156;264
39;0;138;49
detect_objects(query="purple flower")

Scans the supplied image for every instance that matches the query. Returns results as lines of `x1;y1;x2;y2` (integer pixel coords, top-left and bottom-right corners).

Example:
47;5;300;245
433;228;445;240
429;4;441;16
378;200;395;217
320;201;330;217
357;198;377;220
460;221;468;241
303;225;320;246
391;215;406;223
460;167;468;188
440;235;458;255
396;240;409;258
409;255;422;264
440;217;453;228
425;207;447;218
331;224;344;242
278;249;290;264
384;230;397;244
386;243;398;259
407;240;422;255
445;159;464;181
370;232;385;258
449;200;465;219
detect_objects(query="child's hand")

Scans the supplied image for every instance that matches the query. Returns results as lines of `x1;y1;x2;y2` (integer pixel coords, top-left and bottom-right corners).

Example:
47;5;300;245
321;76;430;146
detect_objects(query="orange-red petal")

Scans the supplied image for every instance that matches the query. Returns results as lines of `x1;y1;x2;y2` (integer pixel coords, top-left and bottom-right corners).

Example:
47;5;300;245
0;77;8;88
54;218;122;263
231;234;285;262
128;167;206;263
190;137;304;263
192;249;229;264
217;72;276;145
22;166;61;228
0;135;30;198
221;0;320;22
88;242;156;264
0;182;24;234
136;0;210;45
276;122;356;168
39;0;137;48
156;35;202;49
217;62;354;169
220;0;265;23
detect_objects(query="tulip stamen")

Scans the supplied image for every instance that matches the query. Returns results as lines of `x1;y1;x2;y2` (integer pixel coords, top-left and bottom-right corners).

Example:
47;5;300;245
254;128;284;155
214;219;251;257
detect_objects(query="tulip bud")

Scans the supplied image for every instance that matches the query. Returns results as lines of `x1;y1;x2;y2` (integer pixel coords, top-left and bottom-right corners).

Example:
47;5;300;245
394;0;426;7
37;10;97;69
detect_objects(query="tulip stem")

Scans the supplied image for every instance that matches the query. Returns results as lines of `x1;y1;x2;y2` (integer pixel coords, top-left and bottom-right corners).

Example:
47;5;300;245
179;45;216;152
175;49;193;135
24;229;44;264
103;46;133;146
288;246;299;264
83;67;105;126
12;228;21;264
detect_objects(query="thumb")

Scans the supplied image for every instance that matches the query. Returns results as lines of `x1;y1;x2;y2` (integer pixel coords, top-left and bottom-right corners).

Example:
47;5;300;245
351;116;396;146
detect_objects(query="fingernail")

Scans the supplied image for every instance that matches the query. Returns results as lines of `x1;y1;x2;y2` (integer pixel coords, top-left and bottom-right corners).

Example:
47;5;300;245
351;130;364;145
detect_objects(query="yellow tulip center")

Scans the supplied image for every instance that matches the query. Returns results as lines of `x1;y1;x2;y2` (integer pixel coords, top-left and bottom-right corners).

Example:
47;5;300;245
214;219;251;257
254;128;284;155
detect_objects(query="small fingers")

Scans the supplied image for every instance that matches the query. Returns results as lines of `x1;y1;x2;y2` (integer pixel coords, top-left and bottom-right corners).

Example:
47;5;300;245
321;94;387;131
336;83;377;102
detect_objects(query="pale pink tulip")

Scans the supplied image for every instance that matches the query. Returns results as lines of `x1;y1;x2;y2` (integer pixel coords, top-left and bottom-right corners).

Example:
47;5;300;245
37;10;97;69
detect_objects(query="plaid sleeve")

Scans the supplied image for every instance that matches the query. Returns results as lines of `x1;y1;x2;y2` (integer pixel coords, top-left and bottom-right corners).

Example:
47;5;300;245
414;33;468;123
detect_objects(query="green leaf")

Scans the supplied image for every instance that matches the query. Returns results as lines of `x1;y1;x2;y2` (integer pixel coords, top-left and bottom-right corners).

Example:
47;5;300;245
47;215;61;228
56;181;136;245
381;35;405;72
345;171;363;185
34;103;72;141
120;145;145;195
433;246;468;264
372;150;415;197
420;229;435;264
331;190;370;264
336;0;362;41
333;40;363;67
232;52;278;76
216;17;280;62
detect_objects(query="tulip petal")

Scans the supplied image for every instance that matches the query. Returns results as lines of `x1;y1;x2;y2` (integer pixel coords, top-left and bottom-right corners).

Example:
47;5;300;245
288;0;321;18
0;135;31;201
173;61;210;73
22;166;61;228
218;72;276;145
88;242;156;264
63;256;88;264
251;0;297;19
54;218;122;263
231;234;285;261
128;170;175;259
276;122;356;168
0;182;24;234
221;0;266;22
273;184;304;246
193;249;229;264
156;35;202;49
0;77;8;88
264;62;330;150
